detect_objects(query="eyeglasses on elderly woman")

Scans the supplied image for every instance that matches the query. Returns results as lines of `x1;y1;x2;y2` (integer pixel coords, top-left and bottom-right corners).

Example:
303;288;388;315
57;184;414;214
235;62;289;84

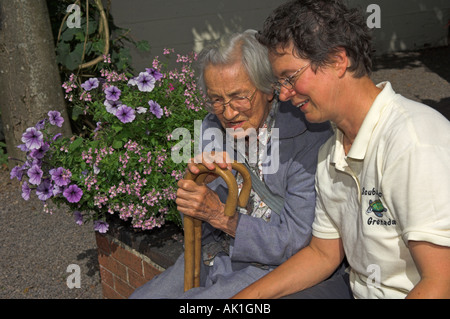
205;89;258;115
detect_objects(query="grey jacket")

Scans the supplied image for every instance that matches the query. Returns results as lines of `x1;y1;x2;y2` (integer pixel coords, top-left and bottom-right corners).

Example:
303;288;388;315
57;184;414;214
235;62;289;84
201;101;333;268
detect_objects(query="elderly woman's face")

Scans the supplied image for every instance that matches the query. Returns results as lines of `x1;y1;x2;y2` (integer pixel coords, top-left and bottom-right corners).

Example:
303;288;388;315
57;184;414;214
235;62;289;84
203;62;273;139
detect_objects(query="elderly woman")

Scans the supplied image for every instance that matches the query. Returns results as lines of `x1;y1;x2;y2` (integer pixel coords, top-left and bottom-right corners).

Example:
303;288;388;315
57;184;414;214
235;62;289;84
129;29;332;299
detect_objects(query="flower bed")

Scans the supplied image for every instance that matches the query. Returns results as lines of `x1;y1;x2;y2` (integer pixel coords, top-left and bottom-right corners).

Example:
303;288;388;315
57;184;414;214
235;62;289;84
10;49;207;233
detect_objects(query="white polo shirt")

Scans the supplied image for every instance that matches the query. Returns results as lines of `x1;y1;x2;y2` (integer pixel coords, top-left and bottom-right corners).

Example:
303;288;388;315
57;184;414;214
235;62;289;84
312;82;450;299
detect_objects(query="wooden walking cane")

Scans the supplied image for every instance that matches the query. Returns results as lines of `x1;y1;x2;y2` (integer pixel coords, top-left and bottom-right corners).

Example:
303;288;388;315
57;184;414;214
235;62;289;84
183;162;252;292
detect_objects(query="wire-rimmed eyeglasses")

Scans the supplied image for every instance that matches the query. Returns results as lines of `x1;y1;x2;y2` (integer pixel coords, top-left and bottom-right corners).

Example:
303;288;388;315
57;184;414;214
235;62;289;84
205;89;258;115
272;63;311;93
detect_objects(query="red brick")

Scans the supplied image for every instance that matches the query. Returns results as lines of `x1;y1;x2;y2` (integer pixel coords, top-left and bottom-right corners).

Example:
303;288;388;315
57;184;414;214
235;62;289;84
101;282;123;299
143;261;162;281
114;275;135;298
99;266;114;287
127;268;146;289
110;244;143;275
98;253;128;281
95;233;111;255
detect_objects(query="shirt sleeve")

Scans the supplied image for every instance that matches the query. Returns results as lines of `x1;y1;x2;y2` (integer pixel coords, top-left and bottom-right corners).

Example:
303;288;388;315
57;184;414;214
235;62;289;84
311;183;341;240
311;139;341;240
381;143;450;248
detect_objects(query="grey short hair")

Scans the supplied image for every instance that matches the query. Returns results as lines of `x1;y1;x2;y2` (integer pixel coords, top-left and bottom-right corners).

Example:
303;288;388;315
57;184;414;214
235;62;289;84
196;29;275;96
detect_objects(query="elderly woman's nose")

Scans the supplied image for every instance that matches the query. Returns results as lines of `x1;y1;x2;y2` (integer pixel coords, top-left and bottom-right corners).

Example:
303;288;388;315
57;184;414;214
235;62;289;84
222;104;240;119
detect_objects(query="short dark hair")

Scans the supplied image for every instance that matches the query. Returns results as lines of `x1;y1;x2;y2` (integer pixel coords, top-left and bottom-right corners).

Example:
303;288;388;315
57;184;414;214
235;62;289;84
256;0;374;78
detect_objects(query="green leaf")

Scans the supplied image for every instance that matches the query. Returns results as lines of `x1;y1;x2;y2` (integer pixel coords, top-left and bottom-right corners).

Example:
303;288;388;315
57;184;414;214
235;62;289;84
60;25;78;42
92;39;105;55
112;125;123;133
64;50;81;70
56;42;70;64
69;138;84;151
71;105;84;121
112;140;123;149
136;40;151;52
84;18;98;35
74;31;85;42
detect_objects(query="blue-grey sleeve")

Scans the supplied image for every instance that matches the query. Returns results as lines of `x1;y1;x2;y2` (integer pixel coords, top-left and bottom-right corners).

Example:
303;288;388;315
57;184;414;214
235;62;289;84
230;131;329;266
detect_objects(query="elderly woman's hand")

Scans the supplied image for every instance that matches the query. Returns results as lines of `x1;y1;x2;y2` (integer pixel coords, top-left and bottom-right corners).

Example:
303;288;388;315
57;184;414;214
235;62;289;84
186;151;233;185
176;178;239;237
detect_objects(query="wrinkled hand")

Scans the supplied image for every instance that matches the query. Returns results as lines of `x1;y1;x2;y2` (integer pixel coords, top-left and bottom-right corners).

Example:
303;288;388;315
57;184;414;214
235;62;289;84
186;151;233;185
176;178;238;237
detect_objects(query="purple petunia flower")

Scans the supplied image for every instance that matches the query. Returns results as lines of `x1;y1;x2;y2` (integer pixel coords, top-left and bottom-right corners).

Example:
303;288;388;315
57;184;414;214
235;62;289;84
36;179;53;201
17;144;29;152
74;211;83;226
50;167;71;187
136;107;147;114
116;105;136;123
21;127;43;150
10;166;24;181
104;99;122;115
136;72;155;92
63;184;83;203
104;86;121;101
27;164;43;185
52;133;62;141
94;220;109;233
35;119;46;130
48;111;65;127
93;121;102;133
127;77;138;87
22;181;31;201
145;68;163;81
81;78;99;91
52;184;64;196
29;158;42;167
148;100;163;119
30;142;50;160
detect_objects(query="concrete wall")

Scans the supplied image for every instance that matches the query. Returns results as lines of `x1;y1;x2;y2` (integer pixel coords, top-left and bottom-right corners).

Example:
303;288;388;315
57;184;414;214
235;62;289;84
109;0;449;71
109;0;284;71
348;0;449;54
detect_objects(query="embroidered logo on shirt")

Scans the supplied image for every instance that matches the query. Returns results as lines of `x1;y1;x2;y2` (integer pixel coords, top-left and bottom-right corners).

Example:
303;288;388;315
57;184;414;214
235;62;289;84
361;189;397;227
365;199;387;218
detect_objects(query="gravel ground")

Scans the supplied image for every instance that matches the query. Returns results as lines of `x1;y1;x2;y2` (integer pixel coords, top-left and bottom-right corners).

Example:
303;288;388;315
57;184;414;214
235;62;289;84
0;170;103;299
0;46;449;300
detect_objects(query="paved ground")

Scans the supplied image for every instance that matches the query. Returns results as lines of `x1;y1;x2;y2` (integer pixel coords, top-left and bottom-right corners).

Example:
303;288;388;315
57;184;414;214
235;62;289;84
371;46;450;120
0;46;449;299
0;170;103;299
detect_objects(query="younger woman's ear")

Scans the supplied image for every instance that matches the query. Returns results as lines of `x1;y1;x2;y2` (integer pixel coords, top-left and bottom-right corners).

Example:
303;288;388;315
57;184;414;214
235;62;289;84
332;48;350;78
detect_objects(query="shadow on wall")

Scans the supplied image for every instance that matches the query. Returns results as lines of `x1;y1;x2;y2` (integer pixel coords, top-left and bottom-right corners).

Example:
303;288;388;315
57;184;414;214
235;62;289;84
110;0;448;71
190;1;449;56
347;0;449;54
192;14;245;53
